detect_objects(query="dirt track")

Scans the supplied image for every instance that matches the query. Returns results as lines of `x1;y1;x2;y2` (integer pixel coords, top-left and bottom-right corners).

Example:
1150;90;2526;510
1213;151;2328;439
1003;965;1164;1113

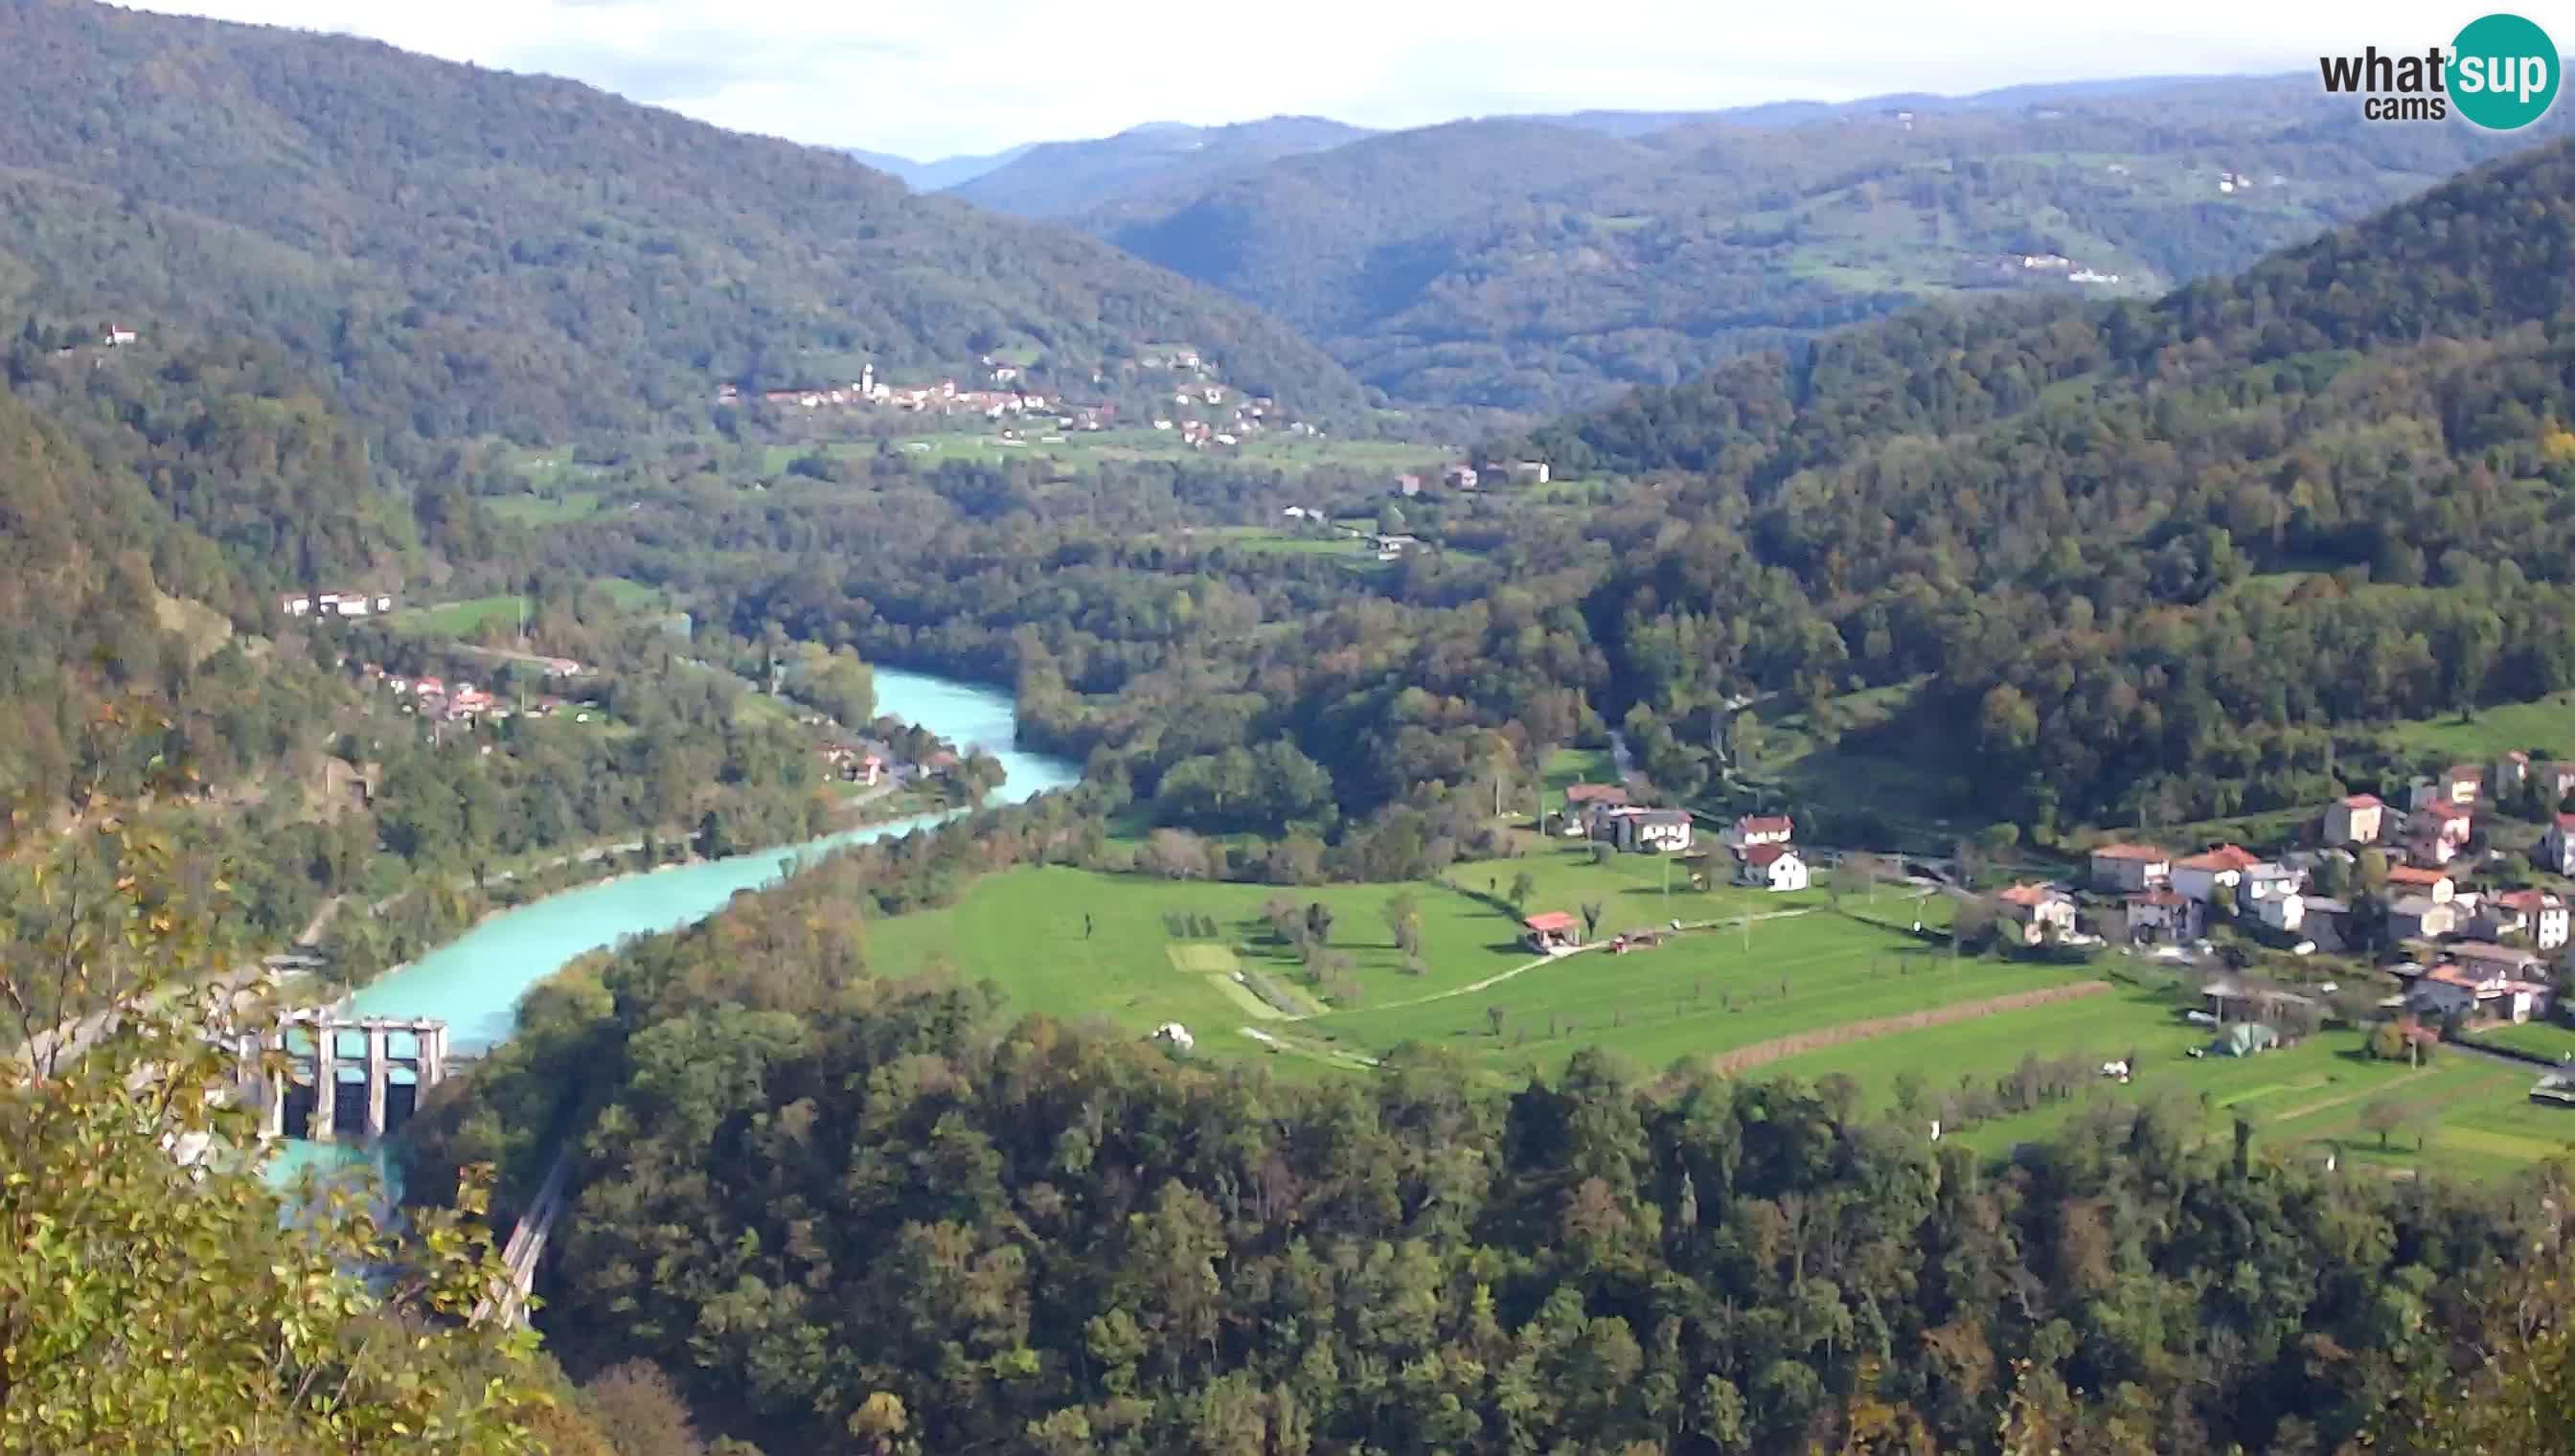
1702;980;2114;1076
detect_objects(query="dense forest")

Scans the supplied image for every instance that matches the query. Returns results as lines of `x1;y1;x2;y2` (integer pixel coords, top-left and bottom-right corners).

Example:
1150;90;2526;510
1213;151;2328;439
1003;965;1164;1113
1502;136;2575;834
1078;80;2566;410
409;833;2572;1456
0;0;1365;455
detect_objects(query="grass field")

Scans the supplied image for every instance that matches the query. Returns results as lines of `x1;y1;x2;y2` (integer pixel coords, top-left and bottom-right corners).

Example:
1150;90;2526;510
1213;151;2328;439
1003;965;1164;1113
1755;965;2575;1179
859;838;1976;1086
2469;1018;2575;1063
389;580;661;639
388;595;525;637
848;840;2575;1178
2386;694;2575;764
1303;905;2035;1085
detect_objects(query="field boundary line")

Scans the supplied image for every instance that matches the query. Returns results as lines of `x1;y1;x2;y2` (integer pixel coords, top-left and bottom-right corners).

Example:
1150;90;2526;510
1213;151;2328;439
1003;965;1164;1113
1700;980;2114;1077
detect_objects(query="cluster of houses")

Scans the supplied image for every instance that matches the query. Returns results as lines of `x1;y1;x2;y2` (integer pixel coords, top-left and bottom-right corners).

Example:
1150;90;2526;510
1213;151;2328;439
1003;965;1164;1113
1558;784;1813;893
715;352;1307;453
813;742;887;786
2041;750;2575;1031
720;364;1058;421
281;590;397;620
1994;253;2123;287
353;658;588;726
1391;460;1552;495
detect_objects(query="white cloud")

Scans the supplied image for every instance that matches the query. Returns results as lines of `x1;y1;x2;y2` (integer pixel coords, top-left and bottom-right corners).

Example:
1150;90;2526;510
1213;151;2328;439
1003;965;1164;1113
124;0;2472;159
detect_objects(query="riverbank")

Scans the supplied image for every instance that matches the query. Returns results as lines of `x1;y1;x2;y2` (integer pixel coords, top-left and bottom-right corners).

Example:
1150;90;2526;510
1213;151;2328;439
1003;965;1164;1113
265;669;1077;1148
300;724;998;1010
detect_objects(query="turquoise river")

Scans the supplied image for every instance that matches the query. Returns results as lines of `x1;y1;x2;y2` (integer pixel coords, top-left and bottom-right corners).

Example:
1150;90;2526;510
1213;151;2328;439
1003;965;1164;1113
266;666;1079;1187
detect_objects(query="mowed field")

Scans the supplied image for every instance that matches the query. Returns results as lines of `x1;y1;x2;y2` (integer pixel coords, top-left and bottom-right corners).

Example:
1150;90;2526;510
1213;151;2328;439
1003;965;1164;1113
856;838;2017;1081
847;829;2575;1179
1756;970;2575;1180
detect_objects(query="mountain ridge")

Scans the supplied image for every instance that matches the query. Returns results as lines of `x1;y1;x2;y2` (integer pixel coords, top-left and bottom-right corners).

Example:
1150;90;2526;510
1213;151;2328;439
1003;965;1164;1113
0;0;1366;446
1066;77;2568;410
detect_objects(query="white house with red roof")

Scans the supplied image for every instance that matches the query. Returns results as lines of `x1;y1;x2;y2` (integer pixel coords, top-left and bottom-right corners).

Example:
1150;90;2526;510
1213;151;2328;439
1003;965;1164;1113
2384;864;2455;900
1736;843;1809;892
2498;888;2570;950
1727;814;1794;851
1994;883;2077;945
2324;792;2383;846
2170;844;2261;904
2407;953;2551;1025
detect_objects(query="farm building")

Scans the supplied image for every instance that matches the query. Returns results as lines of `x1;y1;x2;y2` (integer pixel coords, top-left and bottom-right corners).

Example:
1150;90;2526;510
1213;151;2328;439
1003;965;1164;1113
1524;912;1583;952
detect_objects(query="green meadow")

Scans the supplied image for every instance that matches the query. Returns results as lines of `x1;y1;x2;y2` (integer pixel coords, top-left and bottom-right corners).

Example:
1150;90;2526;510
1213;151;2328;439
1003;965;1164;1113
847;832;2575;1178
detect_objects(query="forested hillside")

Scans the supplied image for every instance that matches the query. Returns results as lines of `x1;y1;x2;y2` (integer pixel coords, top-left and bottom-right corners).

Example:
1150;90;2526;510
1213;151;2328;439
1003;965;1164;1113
0;320;413;823
1510;136;2575;834
1081;80;2565;410
0;0;1365;451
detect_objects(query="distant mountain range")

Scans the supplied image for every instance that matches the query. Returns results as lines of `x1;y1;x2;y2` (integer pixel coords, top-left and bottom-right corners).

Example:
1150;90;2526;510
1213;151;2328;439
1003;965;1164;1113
940;117;1378;217
838;142;1036;192
862;76;2563;412
842;75;2295;216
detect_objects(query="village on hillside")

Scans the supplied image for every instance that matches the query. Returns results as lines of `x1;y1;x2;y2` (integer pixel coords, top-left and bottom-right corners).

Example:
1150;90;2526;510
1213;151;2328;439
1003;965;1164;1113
711;348;1327;455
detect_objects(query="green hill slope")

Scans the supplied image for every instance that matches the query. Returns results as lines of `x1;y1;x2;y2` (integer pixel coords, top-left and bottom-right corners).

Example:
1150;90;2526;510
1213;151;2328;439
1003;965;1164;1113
1084;79;2566;411
1523;135;2575;831
0;0;1365;444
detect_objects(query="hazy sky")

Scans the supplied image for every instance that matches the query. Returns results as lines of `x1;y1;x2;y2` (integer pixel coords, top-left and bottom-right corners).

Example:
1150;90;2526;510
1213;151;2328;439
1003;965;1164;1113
129;1;2491;159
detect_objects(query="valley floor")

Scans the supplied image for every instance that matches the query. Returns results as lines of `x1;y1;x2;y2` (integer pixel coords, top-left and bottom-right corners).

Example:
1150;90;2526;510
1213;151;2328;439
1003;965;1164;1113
855;838;2575;1183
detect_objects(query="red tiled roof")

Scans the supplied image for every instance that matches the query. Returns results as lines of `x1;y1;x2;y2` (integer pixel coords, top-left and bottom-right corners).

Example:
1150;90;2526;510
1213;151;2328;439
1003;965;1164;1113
2175;844;2261;873
2421;800;2472;821
2386;865;2451;887
1996;883;2062;907
2091;843;2169;861
2127;890;2187;907
2500;889;2563;912
1737;814;1793;833
2445;765;2485;783
1742;844;1796;867
1524;912;1578;933
1563;783;1628;804
2339;793;2381;809
2450;941;2541;965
